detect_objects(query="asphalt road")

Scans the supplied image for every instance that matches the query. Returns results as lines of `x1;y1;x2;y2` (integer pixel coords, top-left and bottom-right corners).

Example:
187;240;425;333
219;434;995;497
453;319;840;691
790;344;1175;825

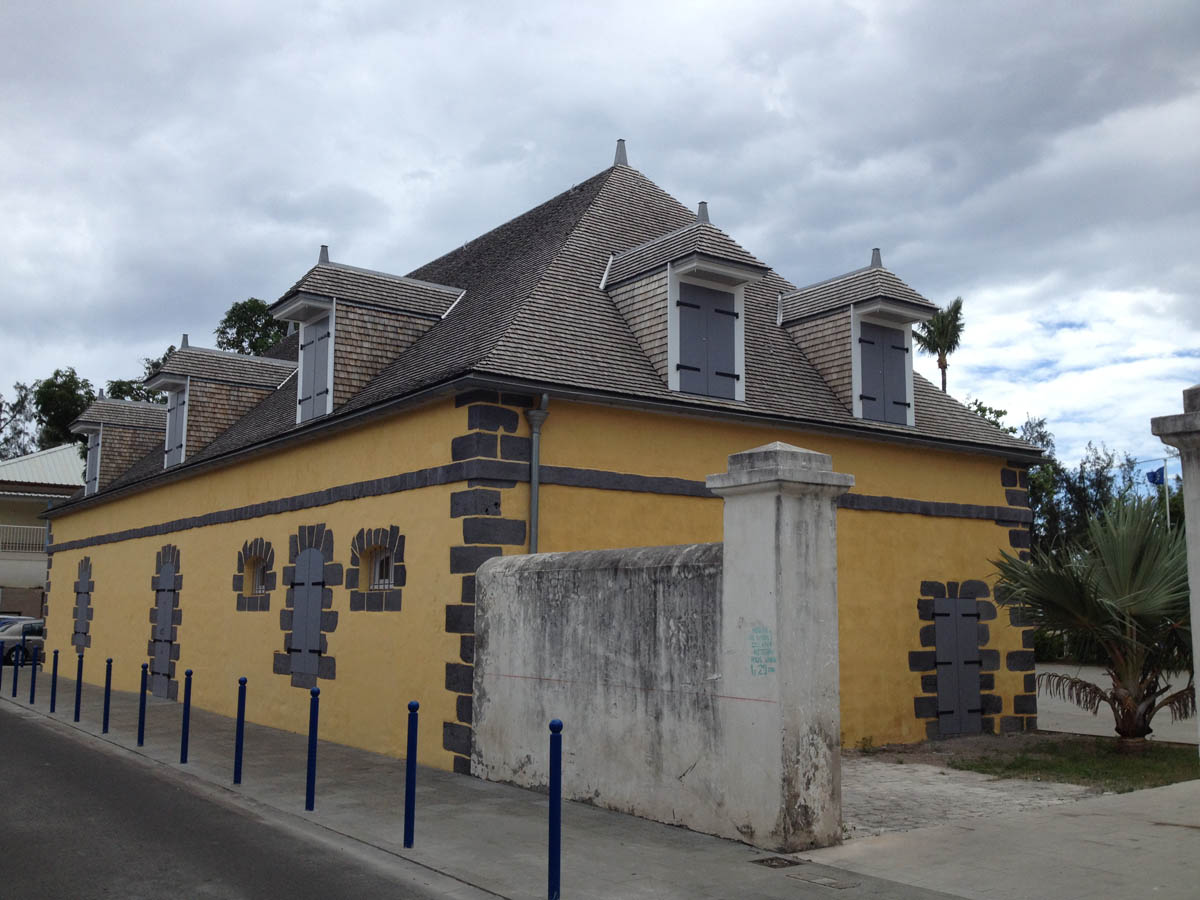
0;707;473;899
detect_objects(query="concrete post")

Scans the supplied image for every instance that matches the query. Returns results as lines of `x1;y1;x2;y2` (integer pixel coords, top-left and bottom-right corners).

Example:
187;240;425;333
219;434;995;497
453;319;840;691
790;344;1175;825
706;442;854;850
1150;384;1200;755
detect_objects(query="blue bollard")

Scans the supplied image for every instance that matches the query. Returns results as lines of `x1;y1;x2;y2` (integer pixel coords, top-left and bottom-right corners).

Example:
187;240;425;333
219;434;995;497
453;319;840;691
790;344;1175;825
137;663;148;746
305;687;320;811
180;669;193;764
28;646;38;704
74;654;83;722
50;649;58;713
403;700;419;848
0;641;5;693
10;645;20;698
233;677;247;785
548;718;563;900
102;659;113;733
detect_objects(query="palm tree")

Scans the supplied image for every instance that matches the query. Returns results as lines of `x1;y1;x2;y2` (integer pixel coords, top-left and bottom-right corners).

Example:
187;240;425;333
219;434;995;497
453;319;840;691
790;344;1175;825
913;296;964;392
994;498;1194;745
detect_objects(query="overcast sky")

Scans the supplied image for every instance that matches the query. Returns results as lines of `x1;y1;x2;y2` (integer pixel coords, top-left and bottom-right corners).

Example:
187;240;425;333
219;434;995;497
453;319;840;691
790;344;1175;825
2;1;1197;475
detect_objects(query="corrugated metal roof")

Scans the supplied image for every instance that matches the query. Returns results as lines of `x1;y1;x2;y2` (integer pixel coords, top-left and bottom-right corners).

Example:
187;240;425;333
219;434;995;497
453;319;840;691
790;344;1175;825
0;444;85;487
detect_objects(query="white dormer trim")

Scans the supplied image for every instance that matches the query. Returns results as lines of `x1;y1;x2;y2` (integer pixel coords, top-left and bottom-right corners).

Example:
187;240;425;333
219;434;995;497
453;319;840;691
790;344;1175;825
667;262;747;403
163;377;191;467
273;291;333;324
850;300;930;428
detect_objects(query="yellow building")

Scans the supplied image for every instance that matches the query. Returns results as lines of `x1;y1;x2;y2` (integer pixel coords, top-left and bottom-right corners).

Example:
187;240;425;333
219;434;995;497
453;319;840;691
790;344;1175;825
44;143;1040;773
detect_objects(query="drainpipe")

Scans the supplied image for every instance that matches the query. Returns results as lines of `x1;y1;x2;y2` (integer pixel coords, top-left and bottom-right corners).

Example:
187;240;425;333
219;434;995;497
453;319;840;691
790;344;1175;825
525;394;550;554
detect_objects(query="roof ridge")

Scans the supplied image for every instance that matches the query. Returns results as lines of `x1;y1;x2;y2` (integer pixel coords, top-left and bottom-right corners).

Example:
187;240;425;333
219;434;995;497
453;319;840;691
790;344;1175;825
611;219;701;261
0;443;74;464
322;261;462;295
91;397;168;409
170;345;297;367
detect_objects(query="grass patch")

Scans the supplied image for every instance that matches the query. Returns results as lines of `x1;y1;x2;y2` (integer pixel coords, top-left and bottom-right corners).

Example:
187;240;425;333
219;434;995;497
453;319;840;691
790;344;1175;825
947;738;1199;792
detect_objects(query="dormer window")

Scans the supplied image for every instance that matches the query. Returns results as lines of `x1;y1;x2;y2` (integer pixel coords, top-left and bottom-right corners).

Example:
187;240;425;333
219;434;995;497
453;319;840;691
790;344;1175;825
297;312;333;422
667;259;752;402
84;430;101;495
851;301;929;427
270;289;335;425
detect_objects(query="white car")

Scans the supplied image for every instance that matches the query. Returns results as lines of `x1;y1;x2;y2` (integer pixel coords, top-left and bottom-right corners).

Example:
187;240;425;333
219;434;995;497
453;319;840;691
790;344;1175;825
0;618;44;664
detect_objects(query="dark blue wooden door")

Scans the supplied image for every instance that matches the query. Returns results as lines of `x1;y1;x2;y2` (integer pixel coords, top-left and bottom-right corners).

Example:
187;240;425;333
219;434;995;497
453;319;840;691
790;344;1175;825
289;548;325;677
934;597;983;735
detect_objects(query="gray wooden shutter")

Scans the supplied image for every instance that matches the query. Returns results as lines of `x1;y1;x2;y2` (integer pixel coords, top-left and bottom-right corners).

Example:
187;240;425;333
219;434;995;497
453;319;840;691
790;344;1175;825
707;290;737;399
311;315;331;417
290;548;325;675
150;560;177;698
882;329;909;424
858;322;886;421
84;433;100;494
298;323;318;422
678;283;738;399
934;597;983;736
677;286;707;394
164;389;185;466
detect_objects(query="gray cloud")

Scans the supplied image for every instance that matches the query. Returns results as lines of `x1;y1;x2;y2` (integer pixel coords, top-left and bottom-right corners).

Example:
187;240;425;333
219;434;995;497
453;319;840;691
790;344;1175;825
1;0;1197;464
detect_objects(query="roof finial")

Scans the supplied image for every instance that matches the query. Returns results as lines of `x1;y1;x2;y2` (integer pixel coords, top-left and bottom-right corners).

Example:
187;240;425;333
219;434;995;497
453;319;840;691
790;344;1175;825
870;248;882;268
696;201;709;224
181;333;189;348
98;388;105;400
319;244;329;264
614;138;628;167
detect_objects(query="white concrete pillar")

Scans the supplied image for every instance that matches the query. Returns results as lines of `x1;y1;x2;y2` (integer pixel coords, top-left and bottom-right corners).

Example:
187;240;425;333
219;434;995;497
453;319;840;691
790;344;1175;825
1151;384;1200;755
706;442;854;850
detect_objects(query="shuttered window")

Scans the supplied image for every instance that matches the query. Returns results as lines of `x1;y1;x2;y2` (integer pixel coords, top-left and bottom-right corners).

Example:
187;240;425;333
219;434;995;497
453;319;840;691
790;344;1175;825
84;433;100;495
164;387;186;467
858;322;910;424
298;314;332;423
676;282;738;400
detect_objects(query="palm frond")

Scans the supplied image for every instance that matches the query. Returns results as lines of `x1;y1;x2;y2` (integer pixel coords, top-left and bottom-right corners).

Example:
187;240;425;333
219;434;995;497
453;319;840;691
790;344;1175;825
1037;672;1108;714
1154;684;1196;723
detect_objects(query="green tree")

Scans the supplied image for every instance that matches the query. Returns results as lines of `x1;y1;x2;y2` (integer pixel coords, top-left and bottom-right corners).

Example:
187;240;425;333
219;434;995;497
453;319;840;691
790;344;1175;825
106;345;175;403
1019;416;1136;556
966;398;1017;434
913;296;964;393
33;368;95;450
0;382;35;459
215;298;287;355
995;498;1194;743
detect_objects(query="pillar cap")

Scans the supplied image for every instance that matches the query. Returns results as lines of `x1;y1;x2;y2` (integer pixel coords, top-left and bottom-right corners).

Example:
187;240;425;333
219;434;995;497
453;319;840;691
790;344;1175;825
1151;384;1200;450
706;442;854;494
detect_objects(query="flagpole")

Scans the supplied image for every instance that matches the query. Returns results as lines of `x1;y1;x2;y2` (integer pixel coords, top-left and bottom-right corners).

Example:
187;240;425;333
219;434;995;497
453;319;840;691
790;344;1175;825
1163;457;1170;529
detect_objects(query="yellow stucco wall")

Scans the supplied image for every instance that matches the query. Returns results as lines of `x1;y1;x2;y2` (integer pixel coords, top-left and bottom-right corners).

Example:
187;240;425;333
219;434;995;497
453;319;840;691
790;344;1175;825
45;391;1029;769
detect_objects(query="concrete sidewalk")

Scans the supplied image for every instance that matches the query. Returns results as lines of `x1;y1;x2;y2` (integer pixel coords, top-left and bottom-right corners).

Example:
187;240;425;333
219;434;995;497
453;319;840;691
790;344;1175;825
0;670;952;900
3;668;1197;899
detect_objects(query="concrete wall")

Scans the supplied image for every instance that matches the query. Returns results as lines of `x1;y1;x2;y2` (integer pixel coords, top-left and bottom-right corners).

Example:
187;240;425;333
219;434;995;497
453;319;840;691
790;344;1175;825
473;544;728;831
475;443;853;851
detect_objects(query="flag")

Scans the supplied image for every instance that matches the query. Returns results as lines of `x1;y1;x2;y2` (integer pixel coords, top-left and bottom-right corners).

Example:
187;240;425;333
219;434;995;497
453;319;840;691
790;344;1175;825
1147;466;1165;486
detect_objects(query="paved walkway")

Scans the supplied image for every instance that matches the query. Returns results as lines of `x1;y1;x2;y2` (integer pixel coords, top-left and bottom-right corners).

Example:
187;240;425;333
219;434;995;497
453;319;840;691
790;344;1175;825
3;668;1197;899
841;758;1093;838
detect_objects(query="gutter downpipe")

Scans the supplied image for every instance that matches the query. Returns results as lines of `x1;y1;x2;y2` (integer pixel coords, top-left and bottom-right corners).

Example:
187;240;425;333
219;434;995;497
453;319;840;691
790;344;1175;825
525;394;550;554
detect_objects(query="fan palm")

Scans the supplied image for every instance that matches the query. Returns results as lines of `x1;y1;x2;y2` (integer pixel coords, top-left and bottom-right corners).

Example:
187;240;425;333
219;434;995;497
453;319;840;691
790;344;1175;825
913;296;964;392
994;498;1193;744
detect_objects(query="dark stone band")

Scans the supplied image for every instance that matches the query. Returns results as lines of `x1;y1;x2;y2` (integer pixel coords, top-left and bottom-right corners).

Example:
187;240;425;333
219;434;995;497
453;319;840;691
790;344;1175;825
49;458;1031;553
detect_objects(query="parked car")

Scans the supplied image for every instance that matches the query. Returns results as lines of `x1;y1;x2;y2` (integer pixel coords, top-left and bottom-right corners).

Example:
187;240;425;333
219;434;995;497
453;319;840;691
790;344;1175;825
0;618;44;664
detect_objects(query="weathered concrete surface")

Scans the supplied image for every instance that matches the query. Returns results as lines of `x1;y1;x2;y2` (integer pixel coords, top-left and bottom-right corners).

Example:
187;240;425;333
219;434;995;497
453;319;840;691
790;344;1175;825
474;442;853;852
1151;383;1200;754
473;543;730;837
707;442;853;850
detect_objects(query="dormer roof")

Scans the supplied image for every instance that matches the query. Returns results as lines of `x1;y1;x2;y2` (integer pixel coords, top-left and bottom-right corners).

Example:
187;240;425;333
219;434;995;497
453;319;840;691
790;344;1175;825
146;346;296;390
780;262;938;324
605;221;768;288
69;398;167;434
275;262;463;320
